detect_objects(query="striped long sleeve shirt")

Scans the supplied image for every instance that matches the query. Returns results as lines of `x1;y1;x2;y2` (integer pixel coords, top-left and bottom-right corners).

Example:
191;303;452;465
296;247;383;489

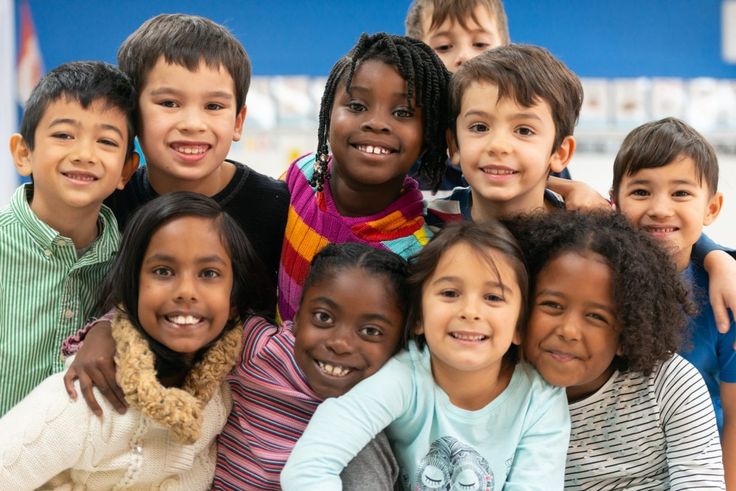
0;185;119;415
566;354;724;490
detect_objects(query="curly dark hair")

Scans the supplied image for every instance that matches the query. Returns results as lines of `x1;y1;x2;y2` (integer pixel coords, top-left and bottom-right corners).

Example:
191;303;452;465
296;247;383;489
505;210;694;375
313;32;451;192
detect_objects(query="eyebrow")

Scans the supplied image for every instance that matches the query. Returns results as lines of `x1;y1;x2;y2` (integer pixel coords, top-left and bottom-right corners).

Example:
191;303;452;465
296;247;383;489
432;276;511;294
143;253;228;265
308;296;396;323
148;86;234;100
625;177;698;187
462;110;543;123
48;118;125;140
349;84;409;100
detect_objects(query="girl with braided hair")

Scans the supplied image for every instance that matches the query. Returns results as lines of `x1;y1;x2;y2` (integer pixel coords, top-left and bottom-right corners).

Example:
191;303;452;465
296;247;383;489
278;32;451;321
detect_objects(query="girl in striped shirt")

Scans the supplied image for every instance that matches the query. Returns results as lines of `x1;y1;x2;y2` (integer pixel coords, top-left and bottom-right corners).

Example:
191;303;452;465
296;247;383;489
511;211;725;490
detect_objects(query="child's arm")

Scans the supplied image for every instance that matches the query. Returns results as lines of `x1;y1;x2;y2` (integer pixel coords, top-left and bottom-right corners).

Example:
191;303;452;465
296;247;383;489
281;357;412;490
504;379;571;490
62;313;126;416
695;235;736;334
0;372;93;486
659;356;724;488
547;175;611;211
721;382;736;490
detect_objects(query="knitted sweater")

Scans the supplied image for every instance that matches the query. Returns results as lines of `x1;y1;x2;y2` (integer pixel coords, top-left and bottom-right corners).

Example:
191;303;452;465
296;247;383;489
0;315;242;490
277;153;430;321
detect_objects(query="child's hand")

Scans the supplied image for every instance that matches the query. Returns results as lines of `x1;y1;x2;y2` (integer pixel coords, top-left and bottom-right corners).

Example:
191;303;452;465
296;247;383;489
547;176;611;211
63;321;127;416
704;250;736;336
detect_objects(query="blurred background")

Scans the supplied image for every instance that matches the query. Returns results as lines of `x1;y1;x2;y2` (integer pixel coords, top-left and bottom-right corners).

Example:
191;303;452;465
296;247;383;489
2;0;735;244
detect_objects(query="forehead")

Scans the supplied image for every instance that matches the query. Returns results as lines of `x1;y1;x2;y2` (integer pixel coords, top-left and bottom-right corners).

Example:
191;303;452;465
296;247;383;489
146;216;228;257
623;155;702;185
305;267;397;306
433;242;518;284
142;56;236;95
423;3;499;37
538;251;612;298
460;81;553;117
37;97;129;135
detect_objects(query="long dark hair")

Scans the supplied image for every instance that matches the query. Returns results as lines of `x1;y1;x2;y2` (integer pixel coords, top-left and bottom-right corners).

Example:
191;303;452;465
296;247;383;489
95;192;271;381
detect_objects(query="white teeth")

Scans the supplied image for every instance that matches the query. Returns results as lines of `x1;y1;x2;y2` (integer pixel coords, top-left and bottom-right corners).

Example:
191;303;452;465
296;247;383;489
317;361;352;377
167;314;202;325
173;144;208;155
451;333;486;341
357;144;391;155
483;168;515;175
647;227;676;233
65;173;96;181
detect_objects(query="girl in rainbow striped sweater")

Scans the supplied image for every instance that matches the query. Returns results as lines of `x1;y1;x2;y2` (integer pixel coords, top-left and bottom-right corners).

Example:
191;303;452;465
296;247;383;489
277;32;451;321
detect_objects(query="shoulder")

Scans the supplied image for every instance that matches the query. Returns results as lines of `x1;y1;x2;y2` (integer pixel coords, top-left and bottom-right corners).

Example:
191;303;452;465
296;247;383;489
222;160;289;204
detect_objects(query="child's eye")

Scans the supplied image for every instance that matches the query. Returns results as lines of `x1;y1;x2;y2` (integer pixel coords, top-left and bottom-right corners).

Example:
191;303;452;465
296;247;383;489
439;289;459;298
51;132;73;140
359;325;384;338
394;108;414;119
630;189;649;197
473;42;491;50
312;310;333;325
433;44;452;53
159;100;179;108
152;266;173;277
538;300;563;312
206;103;224;111
485;293;505;303
200;269;221;279
516;126;535;137
672;190;692;198
346;101;366;112
98;138;120;147
586;312;610;325
469;122;489;133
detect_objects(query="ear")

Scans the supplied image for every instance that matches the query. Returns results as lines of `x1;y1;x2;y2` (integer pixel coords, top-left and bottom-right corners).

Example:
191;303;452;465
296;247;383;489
703;191;723;226
10;134;33;177
615;343;624;357
446;128;461;165
232;105;247;142
117;151;140;190
548;136;576;174
512;329;521;346
229;305;239;321
608;188;617;210
414;321;424;336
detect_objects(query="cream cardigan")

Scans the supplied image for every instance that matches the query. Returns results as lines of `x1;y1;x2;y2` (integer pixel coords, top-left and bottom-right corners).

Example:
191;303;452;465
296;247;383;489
0;315;242;490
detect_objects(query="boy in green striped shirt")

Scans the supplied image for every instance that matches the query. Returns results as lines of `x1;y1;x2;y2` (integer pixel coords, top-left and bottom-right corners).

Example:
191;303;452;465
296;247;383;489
0;61;139;415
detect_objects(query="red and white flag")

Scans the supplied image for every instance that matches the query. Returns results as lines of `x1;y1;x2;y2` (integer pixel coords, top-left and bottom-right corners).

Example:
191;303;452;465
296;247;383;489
16;0;44;105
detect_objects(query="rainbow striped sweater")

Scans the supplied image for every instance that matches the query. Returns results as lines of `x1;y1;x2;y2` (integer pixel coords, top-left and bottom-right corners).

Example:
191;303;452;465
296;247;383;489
277;153;430;321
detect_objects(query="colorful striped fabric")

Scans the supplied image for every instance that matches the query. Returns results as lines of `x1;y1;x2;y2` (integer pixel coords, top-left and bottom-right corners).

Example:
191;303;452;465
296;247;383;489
0;185;119;415
211;315;321;490
277;153;430;321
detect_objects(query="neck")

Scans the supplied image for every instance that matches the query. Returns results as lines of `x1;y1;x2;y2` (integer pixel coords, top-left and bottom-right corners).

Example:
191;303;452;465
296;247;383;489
328;166;406;217
147;161;234;196
469;185;549;223
431;356;513;411
673;246;693;273
29;197;100;249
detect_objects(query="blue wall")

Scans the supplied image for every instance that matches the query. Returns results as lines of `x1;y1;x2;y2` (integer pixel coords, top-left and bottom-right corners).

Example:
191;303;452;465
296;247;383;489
17;0;736;78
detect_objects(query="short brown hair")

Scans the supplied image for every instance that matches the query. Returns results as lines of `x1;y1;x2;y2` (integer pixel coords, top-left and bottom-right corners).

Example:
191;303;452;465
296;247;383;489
406;0;510;45
117;14;251;117
612;117;719;199
449;44;583;152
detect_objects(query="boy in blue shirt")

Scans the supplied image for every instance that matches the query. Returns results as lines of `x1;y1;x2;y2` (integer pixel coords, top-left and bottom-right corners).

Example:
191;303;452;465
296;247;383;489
613;117;735;488
1;61;138;414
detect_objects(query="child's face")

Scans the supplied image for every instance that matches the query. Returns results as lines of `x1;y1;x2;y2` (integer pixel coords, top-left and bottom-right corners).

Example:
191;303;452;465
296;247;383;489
450;82;571;217
328;59;423;192
616;156;722;271
137;215;234;358
524;251;621;402
137;57;246;195
421;4;503;73
416;243;522;380
293;267;405;399
11;98;137;219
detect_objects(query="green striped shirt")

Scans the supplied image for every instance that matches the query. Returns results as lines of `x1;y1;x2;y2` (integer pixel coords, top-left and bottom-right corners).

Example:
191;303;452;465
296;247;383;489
0;185;119;415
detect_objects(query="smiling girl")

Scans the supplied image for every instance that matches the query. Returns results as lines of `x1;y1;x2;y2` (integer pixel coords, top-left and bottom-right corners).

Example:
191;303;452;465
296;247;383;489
282;221;570;491
277;32;451;321
0;192;268;489
509;211;724;489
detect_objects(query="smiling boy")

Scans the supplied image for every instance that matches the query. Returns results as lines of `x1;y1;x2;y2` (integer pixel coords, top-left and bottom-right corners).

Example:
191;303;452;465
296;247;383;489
613;117;735;488
427;44;581;225
0;61;138;415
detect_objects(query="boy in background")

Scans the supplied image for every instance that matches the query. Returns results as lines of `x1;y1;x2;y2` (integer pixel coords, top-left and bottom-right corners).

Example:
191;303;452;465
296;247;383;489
1;61;138;415
612;117;735;488
62;14;289;415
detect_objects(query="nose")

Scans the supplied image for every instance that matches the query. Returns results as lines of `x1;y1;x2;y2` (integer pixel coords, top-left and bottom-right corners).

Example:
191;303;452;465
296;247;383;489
486;129;512;155
647;193;674;218
360;109;390;133
174;274;198;302
454;48;472;69
459;296;481;321
70;137;96;165
555;313;582;342
177;106;207;133
324;325;355;355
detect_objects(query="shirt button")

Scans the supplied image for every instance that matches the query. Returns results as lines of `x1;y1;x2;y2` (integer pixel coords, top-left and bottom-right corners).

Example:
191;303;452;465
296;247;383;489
54;238;66;246
43;249;52;257
64;309;75;319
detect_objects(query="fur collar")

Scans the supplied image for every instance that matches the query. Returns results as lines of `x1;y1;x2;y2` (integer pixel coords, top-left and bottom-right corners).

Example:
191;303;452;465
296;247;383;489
111;314;242;444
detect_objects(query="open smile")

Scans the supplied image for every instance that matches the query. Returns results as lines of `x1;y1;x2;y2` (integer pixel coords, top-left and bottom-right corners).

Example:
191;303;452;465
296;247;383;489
315;359;355;378
352;143;397;156
163;313;205;329
449;331;488;343
62;171;98;183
